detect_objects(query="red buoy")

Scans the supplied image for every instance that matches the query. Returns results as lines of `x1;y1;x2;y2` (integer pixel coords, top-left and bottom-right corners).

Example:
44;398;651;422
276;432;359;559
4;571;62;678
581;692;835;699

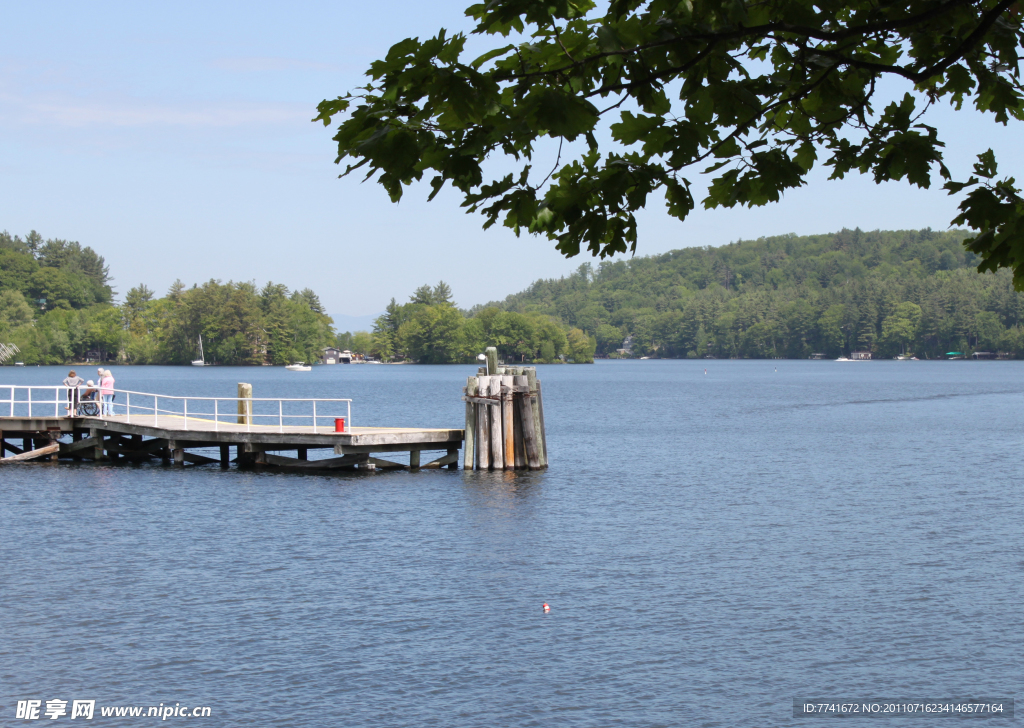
542;603;550;613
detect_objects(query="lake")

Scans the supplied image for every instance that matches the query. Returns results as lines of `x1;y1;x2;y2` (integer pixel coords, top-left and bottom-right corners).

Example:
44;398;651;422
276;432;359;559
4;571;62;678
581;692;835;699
1;360;1020;725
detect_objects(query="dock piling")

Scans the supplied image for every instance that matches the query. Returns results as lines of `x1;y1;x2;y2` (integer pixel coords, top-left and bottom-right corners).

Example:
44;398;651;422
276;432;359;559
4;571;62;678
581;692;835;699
501;375;514;469
463;368;548;471
476;376;491;470
489;376;504;469
237;383;252;426
464;377;477;470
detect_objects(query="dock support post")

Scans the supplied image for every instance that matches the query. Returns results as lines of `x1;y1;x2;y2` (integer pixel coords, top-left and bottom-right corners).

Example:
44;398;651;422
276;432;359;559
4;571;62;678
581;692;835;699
536;379;549;466
48;431;59;461
485;347;498;376
524;368;547;468
513;400;526;469
501;375;514;469
446;447;458;469
464;377;477;470
489;377;504;469
410;450;420;469
23;437;31;454
0;431;4;457
476;376;490;470
514;375;541;470
169;441;184;466
237;383;252;426
297;447;307;461
220;445;230;468
90;428;105;461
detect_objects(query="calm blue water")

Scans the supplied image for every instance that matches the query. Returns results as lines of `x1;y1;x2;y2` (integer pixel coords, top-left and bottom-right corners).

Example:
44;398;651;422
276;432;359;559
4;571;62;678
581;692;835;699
1;361;1021;726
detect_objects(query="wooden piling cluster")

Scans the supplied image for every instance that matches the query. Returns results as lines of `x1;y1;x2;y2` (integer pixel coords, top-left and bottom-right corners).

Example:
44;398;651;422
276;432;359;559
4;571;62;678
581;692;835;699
462;348;548;471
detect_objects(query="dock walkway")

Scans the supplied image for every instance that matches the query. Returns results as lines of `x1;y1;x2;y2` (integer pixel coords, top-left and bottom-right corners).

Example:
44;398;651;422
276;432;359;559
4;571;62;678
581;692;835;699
0;385;463;470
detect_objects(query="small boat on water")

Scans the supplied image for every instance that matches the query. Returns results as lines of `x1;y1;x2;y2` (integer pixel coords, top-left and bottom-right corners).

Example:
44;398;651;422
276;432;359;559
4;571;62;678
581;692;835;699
192;334;207;367
14;361;25;367
285;362;312;372
835;356;851;362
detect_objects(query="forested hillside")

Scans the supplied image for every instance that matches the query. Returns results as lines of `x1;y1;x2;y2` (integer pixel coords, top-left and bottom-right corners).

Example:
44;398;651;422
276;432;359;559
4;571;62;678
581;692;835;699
474;228;1024;359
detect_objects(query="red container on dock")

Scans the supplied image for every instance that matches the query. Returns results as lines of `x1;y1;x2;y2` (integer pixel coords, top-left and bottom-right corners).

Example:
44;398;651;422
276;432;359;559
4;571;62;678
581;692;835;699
335;417;345;433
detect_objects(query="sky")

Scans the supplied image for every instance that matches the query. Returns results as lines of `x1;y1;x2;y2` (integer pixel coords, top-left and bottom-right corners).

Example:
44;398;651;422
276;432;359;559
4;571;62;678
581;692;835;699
1;1;1022;329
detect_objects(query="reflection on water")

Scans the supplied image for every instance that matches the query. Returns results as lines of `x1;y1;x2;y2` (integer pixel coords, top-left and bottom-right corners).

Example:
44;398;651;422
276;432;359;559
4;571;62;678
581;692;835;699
2;361;1022;726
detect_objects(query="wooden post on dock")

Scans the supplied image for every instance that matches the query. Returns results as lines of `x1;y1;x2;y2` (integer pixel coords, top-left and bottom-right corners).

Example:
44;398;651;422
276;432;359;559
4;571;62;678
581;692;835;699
476;376;490;470
220;445;230;468
513;375;541;469
536;380;548;464
464;376;477;470
524;368;547;468
513;398;526;469
489;376;503;469
485;347;498;376
237;383;252;426
501;375;514;469
90;428;104;461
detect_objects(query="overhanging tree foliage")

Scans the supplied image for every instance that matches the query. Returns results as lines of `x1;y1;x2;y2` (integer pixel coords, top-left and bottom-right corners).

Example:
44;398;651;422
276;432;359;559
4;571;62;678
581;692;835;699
316;0;1024;282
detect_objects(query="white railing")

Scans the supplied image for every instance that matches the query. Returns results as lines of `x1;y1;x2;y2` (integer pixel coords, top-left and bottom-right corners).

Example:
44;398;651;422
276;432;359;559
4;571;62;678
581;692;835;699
0;386;68;418
0;386;353;434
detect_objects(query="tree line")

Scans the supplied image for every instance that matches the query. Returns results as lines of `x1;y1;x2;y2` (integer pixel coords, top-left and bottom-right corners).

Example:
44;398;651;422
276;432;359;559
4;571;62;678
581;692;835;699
353;282;596;364
0;230;595;365
11;225;1014;364
474;228;1024;359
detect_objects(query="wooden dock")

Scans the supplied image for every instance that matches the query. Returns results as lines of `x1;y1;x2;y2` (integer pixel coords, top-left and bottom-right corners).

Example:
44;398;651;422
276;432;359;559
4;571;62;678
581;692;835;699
0;415;463;471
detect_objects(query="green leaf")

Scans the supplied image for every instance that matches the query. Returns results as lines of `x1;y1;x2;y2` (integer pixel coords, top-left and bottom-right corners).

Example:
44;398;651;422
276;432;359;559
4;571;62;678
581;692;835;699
470;44;514;69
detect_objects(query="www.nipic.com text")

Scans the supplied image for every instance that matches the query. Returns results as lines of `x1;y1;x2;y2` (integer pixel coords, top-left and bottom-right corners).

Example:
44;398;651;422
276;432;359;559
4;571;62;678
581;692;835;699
16;700;212;720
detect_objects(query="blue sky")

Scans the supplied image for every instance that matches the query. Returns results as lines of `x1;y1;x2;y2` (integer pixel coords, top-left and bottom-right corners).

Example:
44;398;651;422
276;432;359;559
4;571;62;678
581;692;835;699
2;1;1021;327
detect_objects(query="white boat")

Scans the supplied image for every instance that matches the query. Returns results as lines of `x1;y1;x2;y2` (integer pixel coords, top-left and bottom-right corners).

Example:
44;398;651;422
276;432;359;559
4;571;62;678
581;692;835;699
285;362;311;372
192;334;207;367
14;361;25;367
835;356;851;362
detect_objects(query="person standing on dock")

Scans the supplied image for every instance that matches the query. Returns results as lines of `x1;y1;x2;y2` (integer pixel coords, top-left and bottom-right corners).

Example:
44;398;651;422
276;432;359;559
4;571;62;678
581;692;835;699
99;368;116;415
62;370;84;416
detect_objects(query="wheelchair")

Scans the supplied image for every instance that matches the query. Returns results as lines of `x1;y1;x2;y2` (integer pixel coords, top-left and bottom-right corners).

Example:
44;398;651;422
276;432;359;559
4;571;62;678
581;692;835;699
77;393;100;417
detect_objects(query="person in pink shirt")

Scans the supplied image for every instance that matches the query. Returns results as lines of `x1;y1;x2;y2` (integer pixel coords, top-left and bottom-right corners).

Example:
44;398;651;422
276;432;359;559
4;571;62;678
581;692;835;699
99;368;116;415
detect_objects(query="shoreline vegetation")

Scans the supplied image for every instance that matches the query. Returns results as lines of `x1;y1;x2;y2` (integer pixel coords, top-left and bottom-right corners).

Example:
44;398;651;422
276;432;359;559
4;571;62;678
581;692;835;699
0;232;595;366
3;227;1022;365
